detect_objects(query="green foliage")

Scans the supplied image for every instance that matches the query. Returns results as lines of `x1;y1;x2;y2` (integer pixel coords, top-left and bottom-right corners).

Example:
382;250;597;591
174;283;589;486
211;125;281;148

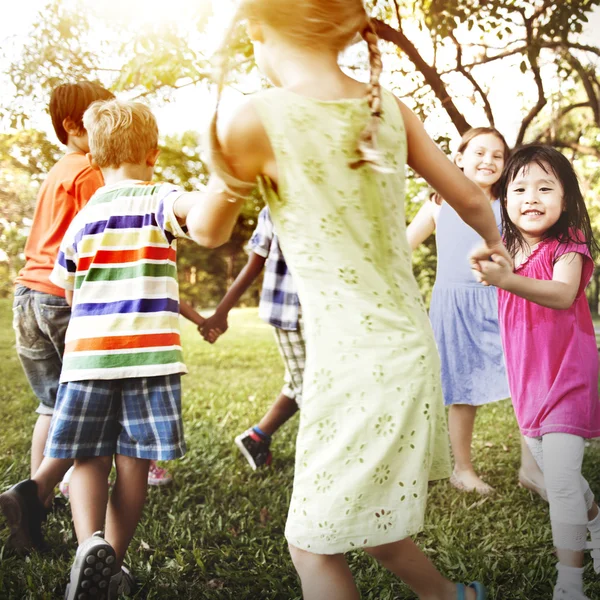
1;302;600;598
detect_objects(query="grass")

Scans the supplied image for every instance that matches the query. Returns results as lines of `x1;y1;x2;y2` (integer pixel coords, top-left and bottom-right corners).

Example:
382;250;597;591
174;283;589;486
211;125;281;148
1;297;600;599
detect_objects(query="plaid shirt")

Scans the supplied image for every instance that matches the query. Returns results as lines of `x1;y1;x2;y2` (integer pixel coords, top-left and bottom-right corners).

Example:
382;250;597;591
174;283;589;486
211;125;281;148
249;207;300;331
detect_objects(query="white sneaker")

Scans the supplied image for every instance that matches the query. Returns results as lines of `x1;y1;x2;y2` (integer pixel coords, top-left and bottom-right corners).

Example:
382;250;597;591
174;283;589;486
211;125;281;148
586;538;600;574
65;531;117;600
58;466;75;499
553;586;590;600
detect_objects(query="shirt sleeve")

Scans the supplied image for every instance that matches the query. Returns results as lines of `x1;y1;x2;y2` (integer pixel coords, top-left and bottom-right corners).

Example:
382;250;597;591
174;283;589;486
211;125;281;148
49;226;79;291
155;184;191;240
72;167;104;212
247;207;273;258
552;234;594;296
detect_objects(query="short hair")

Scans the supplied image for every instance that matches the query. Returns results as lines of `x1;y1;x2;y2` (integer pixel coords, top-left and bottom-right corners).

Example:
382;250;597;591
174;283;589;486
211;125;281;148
83;99;159;168
49;82;114;145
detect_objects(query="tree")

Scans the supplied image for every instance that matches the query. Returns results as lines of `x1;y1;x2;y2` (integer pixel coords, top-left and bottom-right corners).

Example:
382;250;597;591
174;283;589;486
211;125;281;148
2;0;599;306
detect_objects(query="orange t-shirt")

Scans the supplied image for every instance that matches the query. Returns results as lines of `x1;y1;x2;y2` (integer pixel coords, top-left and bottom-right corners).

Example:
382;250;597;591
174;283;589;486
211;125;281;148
15;153;104;297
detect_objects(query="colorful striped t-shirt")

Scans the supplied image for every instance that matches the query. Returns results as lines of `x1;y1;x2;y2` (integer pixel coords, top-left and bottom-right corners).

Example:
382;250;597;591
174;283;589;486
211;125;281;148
50;180;189;382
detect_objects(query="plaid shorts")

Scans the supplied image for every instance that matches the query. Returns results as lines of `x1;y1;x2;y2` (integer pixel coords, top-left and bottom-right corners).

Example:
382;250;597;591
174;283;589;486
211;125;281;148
273;314;305;407
44;374;186;460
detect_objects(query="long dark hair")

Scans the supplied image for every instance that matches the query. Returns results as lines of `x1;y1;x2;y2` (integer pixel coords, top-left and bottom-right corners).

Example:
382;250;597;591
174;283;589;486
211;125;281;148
498;144;599;259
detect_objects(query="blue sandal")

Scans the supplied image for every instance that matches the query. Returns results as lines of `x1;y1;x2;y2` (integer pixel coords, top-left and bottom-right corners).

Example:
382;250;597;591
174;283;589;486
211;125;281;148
456;582;486;600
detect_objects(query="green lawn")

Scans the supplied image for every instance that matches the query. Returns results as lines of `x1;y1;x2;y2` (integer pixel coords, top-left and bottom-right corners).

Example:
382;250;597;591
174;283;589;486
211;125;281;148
1;298;600;599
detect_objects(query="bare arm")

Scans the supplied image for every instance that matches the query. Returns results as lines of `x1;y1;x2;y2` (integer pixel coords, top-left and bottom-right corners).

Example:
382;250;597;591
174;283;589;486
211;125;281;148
201;252;267;336
179;300;205;327
478;252;583;310
406;200;437;251
65;290;73;306
173;193;199;225
187;102;272;248
397;100;507;260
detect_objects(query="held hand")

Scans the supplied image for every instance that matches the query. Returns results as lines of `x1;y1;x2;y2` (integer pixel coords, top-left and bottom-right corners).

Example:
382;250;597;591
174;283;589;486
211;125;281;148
476;253;514;289
201;312;228;343
199;325;222;344
469;240;512;270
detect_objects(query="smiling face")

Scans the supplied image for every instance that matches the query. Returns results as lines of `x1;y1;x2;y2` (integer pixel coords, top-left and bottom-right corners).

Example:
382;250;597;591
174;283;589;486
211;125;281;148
455;133;506;193
506;161;565;245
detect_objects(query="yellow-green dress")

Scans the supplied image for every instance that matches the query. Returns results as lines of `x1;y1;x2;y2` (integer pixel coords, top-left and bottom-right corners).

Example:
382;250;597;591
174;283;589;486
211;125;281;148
252;87;451;554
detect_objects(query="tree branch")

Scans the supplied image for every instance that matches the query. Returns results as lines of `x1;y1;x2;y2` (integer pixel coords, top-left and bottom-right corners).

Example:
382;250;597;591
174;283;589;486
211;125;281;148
549;139;600;159
516;15;547;144
449;31;494;126
372;18;472;135
563;53;600;127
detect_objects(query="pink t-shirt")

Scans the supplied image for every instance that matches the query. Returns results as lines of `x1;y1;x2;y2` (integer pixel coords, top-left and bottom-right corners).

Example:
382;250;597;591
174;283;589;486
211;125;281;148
498;235;600;438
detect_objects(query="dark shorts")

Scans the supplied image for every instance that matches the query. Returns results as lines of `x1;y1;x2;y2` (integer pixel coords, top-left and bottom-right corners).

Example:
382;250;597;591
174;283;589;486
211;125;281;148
44;374;186;460
12;285;71;415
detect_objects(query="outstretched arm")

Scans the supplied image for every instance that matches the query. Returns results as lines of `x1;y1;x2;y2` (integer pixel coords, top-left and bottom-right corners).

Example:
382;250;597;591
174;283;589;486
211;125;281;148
397;99;509;263
201;252;267;338
406;200;437;251
477;252;583;310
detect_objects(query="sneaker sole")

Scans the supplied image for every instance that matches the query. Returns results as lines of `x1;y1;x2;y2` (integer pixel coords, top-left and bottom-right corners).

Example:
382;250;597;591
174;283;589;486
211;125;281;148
65;537;117;600
0;490;32;551
147;478;173;487
234;436;259;471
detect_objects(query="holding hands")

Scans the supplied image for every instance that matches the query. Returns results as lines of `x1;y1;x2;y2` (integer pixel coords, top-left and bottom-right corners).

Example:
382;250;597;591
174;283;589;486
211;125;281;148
200;311;228;344
470;241;513;288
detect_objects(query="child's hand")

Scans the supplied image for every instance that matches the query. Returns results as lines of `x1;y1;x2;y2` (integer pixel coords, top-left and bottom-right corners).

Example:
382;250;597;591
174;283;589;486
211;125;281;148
201;312;228;344
475;254;514;288
469;240;512;272
199;325;222;344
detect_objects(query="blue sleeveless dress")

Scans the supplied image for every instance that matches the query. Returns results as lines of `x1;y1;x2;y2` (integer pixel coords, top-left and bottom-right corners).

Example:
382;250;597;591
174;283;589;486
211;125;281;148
428;200;509;406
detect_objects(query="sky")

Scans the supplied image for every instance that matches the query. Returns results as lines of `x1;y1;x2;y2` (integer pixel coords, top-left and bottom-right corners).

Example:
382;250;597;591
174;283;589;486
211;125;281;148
1;0;599;150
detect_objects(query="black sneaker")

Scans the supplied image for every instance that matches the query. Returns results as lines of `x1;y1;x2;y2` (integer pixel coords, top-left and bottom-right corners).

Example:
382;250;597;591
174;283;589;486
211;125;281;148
0;479;47;551
234;429;272;470
65;531;117;600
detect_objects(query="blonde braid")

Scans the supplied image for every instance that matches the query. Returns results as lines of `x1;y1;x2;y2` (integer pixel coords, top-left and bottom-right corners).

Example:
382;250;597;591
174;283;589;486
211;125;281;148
350;19;390;172
208;7;256;201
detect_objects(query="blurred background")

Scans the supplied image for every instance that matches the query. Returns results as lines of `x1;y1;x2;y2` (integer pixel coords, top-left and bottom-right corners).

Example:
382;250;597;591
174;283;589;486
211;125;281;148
1;0;599;310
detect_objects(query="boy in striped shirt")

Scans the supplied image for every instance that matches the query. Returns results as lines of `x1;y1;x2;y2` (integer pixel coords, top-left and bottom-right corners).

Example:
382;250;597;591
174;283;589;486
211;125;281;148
46;99;198;599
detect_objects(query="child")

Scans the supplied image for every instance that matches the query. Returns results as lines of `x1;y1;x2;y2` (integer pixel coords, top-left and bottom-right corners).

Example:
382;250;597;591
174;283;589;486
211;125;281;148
407;127;546;498
44;98;198;599
186;1;510;597
202;205;303;469
57;299;207;496
473;145;600;600
0;81;114;551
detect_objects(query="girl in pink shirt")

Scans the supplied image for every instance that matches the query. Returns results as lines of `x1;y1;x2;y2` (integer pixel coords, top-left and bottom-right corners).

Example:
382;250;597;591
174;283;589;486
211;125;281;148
474;145;600;600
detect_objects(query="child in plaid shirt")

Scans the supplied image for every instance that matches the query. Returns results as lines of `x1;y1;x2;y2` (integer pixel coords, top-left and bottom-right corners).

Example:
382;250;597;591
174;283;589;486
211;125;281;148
202;206;304;469
45;99;200;599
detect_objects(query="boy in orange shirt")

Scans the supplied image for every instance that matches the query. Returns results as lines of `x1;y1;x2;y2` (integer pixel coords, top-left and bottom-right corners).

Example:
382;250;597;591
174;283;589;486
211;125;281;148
1;81;113;551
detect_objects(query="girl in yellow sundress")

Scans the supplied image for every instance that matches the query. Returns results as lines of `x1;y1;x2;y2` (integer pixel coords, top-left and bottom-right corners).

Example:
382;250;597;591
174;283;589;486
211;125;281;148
187;1;510;598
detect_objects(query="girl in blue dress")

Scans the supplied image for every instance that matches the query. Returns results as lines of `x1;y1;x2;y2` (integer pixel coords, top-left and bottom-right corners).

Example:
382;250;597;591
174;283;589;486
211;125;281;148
407;127;546;497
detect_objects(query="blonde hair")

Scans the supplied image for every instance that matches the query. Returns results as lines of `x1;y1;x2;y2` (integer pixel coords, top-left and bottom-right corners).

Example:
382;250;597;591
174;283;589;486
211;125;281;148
209;0;385;198
83;99;159;168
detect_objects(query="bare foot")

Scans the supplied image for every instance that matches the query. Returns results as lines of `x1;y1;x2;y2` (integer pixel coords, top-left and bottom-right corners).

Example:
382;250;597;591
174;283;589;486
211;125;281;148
518;468;548;501
450;468;494;495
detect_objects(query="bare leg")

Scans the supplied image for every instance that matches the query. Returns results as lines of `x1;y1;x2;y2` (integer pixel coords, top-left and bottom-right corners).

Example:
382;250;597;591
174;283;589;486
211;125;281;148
105;455;150;567
31;415;52;477
365;539;475;600
69;456;112;544
257;392;299;436
518;436;547;500
288;545;359;600
32;456;73;505
448;404;493;494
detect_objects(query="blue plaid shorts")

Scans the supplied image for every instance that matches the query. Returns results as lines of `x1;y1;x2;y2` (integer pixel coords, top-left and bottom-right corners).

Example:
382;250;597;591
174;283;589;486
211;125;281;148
44;374;186;460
